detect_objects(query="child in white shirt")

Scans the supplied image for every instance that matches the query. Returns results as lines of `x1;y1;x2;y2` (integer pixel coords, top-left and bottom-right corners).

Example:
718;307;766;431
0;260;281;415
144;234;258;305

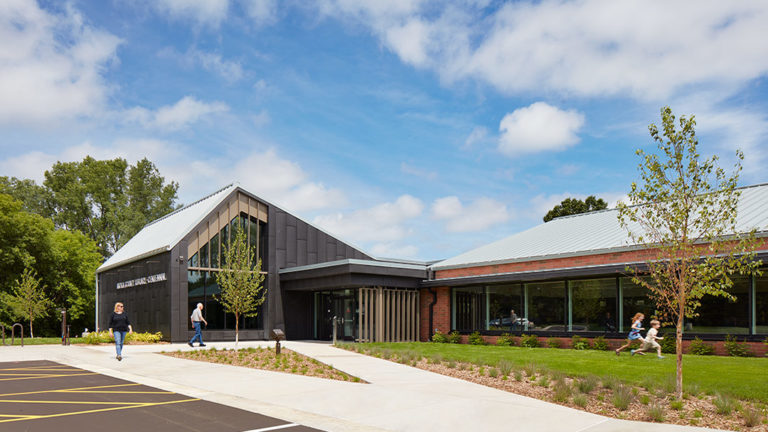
632;319;665;359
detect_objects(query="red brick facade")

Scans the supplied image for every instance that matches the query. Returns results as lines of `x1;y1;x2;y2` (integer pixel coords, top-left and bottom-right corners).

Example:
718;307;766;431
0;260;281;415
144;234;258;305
419;287;450;342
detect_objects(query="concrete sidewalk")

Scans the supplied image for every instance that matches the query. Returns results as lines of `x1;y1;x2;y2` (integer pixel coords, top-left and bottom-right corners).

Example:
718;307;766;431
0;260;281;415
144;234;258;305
0;341;718;432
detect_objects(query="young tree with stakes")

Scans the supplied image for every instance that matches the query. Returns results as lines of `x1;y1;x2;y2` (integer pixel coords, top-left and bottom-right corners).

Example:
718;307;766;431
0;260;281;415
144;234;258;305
3;266;52;338
617;106;762;400
215;224;266;349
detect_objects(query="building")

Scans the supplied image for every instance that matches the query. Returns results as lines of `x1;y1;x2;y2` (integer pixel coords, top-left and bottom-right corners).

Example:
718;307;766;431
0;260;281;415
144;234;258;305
422;183;768;343
96;184;427;343
97;183;768;343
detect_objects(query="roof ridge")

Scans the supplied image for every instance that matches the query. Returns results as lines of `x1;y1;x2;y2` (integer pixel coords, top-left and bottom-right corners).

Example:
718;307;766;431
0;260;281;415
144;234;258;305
549;182;768;222
143;183;235;228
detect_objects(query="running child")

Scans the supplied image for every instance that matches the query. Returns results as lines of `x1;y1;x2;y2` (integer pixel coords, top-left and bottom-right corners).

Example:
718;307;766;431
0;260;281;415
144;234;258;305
632;319;665;358
615;312;644;355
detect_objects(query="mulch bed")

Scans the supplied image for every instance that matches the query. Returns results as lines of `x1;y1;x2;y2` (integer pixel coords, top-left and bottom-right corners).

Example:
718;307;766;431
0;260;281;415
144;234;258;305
164;347;366;383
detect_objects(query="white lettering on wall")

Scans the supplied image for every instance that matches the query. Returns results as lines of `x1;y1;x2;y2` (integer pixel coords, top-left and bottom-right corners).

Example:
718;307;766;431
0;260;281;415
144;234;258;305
116;273;166;289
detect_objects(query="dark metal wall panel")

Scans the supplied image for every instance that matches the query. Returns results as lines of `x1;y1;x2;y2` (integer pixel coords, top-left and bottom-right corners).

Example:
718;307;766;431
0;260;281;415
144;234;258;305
286;224;297;267
97;252;172;340
297;239;307;267
316;231;327;262
283;291;313;339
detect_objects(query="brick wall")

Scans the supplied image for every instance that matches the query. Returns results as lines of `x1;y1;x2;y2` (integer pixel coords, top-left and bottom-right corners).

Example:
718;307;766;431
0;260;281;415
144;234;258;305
435;238;768;280
419;287;450;341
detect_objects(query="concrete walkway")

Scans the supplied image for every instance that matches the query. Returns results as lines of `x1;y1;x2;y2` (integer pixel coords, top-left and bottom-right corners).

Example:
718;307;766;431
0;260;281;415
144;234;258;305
0;341;719;432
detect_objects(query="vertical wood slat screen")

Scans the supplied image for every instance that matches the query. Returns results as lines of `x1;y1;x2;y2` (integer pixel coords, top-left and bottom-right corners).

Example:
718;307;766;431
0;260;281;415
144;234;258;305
357;287;419;342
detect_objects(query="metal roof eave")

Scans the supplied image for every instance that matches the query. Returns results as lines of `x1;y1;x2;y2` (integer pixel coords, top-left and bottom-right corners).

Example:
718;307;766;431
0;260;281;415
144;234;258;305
96;246;171;274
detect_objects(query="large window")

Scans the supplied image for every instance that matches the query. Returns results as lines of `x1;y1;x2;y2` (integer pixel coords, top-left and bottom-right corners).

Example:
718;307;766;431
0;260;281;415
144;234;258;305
688;276;749;334
453;286;484;332
487;284;523;331
187;270;264;331
620;277;656;332
526;281;566;332
570;278;617;333
757;275;768;334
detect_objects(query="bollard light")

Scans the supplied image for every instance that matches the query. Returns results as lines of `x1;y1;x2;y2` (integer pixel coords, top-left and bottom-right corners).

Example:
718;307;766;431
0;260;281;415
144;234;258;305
270;329;285;355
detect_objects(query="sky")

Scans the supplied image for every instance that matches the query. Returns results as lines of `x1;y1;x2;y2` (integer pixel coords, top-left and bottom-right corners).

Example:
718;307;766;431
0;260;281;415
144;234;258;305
1;0;768;262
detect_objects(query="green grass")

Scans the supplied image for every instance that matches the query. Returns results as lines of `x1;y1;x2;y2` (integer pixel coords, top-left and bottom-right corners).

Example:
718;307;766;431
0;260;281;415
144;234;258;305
1;337;86;346
357;342;768;402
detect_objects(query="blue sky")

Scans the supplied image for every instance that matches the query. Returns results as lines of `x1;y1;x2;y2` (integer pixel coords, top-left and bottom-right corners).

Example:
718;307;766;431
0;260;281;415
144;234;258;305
1;0;768;261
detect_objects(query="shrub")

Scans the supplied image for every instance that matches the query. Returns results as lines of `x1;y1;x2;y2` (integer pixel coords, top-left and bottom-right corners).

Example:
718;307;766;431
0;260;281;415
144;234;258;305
713;393;736;415
488;368;499;378
429;353;444;364
639;394;650;405
688;337;714;355
537;375;550;387
547;338;562;348
468;331;486;345
552;380;571;402
571;335;589;350
669;400;684;411
602;376;620;391
431;330;448;343
647;401;665;422
496;333;515;346
497;360;513;377
520;334;540;348
447;331;462;344
84;331;163;344
612;385;633;411
660;333;676;354
591;335;609;351
513;370;523;381
573;393;588;408
575;375;598;394
522;363;536;377
446;360;457;369
741;406;763;428
724;335;752;357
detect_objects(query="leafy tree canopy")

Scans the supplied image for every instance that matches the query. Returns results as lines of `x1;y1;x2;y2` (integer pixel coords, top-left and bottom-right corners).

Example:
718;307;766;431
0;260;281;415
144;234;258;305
543;196;608;222
42;156;180;257
0;193;102;335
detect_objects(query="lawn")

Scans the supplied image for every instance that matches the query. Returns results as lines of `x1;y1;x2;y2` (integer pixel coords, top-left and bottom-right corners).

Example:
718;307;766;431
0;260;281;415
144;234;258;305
1;337;86;346
357;342;768;402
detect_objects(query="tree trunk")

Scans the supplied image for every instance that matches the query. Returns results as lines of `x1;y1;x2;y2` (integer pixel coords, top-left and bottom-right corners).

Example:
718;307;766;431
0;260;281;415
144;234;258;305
235;313;239;351
676;308;684;400
29;317;34;339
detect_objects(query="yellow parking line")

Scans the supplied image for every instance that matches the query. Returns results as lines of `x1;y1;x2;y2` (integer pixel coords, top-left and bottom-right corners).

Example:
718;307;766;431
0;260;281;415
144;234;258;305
0;368;79;372
0;372;97;382
0;399;143;405
0;383;140;397
0;398;199;423
67;390;174;394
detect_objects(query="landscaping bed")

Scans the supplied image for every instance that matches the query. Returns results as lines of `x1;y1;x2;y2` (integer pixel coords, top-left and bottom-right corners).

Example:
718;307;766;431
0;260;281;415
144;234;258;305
165;346;365;383
336;342;767;431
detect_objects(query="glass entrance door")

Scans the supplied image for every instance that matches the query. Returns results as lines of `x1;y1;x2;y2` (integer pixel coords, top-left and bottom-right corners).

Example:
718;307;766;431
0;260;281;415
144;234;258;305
316;289;357;341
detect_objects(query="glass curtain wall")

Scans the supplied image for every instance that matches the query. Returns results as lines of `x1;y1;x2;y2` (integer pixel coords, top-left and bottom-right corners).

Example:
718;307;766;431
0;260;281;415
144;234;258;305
450;271;766;336
187;213;266;331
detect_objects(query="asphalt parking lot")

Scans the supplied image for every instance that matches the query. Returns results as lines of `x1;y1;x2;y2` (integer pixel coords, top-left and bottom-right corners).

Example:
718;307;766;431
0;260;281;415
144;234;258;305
0;360;323;432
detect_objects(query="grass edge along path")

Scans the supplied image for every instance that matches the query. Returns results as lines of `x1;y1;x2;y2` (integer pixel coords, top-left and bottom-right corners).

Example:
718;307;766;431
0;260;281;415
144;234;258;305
341;342;768;403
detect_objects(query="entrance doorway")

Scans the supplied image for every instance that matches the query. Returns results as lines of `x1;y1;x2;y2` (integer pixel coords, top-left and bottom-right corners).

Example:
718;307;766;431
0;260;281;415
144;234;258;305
315;289;357;341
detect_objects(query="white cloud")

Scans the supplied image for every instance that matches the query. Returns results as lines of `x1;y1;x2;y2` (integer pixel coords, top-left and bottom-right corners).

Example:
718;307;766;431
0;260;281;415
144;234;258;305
431;196;509;232
252;109;271;127
150;0;229;27
125;96;229;130
313;195;424;243
158;47;244;82
400;162;437;180
241;0;277;27
370;242;419;259
316;1;768;101
498;102;585;156
0;0;121;124
0;151;57;183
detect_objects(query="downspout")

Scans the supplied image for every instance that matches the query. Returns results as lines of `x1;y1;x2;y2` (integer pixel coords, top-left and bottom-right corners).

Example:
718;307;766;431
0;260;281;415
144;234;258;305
428;287;437;340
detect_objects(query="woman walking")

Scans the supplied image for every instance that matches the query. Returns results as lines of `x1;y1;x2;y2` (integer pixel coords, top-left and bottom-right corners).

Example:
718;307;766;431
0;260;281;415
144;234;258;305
108;302;133;361
615;312;644;356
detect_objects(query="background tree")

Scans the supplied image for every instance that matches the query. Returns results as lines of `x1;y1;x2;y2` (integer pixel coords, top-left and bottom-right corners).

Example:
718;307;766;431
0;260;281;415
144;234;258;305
44;156;180;257
543;196;607;222
2;266;52;338
617;106;761;400
216;224;266;349
0;194;101;336
0;176;53;217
